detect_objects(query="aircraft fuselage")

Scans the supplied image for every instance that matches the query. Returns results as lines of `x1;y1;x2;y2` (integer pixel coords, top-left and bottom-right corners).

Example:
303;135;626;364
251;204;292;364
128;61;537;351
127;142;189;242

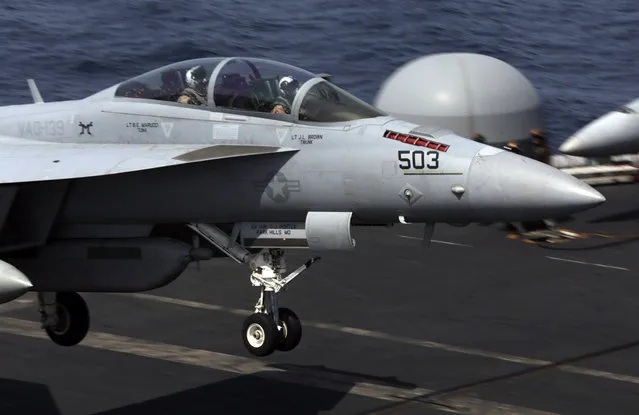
0;98;483;225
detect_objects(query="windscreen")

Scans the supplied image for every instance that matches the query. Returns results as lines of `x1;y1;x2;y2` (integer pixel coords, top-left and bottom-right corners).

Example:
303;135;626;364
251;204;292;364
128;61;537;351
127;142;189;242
298;81;386;122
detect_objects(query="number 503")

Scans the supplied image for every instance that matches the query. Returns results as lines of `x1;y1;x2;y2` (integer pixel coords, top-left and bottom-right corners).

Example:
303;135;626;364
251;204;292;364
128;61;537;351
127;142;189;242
398;150;439;170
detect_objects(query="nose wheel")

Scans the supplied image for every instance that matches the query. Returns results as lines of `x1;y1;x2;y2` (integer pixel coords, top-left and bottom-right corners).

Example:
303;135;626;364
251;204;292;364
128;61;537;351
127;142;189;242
242;307;303;357
242;313;279;356
276;307;302;352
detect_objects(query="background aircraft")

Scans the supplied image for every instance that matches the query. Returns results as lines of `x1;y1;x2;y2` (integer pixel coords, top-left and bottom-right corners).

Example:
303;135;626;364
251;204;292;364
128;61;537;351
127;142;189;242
0;56;605;357
560;97;639;157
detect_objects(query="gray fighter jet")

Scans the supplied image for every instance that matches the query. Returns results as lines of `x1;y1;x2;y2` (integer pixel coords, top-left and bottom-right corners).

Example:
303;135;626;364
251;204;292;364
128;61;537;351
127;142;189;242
560;98;639;157
0;57;605;357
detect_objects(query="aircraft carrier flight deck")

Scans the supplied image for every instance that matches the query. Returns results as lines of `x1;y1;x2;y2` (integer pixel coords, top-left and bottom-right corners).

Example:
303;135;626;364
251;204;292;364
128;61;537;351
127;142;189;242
1;182;638;415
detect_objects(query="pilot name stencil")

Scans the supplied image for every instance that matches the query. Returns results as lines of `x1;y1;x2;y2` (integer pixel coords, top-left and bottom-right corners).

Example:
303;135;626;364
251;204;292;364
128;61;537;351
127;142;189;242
126;122;159;133
19;120;65;137
253;172;301;203
291;133;323;145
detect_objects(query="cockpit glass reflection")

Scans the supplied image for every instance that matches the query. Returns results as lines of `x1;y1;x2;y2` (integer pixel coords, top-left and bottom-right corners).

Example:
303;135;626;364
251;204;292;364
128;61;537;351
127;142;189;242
114;58;224;105
298;81;386;122
213;58;314;115
113;57;387;123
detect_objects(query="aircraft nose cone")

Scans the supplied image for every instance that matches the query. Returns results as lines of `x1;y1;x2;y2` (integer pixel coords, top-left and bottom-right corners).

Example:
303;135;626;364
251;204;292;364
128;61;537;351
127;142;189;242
558;133;587;155
467;150;605;221
559;111;639;157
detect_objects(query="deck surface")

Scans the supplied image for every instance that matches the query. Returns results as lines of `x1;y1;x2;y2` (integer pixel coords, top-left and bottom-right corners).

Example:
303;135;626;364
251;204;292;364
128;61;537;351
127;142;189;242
1;183;639;415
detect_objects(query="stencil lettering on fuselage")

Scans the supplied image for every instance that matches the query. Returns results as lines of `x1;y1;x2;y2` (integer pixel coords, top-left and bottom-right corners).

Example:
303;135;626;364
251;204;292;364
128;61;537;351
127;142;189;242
125;122;160;133
19;120;65;137
291;133;323;145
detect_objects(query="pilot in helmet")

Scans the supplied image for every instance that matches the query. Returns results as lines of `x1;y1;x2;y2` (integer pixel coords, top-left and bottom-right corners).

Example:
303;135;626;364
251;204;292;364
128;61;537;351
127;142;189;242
271;75;300;114
177;65;209;106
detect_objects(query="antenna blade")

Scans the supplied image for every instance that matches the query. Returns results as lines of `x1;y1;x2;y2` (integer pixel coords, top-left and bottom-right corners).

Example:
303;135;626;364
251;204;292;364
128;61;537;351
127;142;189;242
27;79;44;103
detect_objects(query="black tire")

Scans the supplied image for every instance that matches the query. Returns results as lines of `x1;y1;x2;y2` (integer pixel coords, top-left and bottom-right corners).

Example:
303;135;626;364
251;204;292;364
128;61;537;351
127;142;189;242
242;313;278;357
44;292;90;347
277;307;302;352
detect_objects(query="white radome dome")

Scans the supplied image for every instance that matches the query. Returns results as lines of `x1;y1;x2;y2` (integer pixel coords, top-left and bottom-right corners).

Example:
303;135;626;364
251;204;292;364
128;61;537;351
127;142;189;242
374;53;545;144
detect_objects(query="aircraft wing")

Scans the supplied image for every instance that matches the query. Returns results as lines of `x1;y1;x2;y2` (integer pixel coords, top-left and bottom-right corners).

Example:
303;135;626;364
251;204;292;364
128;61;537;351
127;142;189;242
0;135;298;184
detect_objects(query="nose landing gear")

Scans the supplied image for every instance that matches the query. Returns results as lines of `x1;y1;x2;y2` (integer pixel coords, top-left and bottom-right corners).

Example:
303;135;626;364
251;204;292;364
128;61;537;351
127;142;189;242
189;223;320;357
241;250;317;357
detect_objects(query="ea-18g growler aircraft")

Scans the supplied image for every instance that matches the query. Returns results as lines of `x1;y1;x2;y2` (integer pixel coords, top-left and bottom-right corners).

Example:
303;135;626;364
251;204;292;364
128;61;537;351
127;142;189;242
0;56;605;357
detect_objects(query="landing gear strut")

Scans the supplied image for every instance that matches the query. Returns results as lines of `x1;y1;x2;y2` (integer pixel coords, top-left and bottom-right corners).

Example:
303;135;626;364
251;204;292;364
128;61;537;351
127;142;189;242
243;249;317;356
189;223;320;357
39;291;90;346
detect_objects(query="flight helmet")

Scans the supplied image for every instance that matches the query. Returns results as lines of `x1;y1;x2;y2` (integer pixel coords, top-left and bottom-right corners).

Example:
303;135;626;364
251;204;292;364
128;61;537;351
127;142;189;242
278;76;300;102
185;65;208;95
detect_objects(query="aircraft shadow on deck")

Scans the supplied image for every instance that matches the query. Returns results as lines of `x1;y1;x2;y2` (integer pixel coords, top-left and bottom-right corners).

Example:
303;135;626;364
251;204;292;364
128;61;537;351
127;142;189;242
94;374;345;415
0;378;62;415
0;363;417;415
92;364;417;415
1;372;351;415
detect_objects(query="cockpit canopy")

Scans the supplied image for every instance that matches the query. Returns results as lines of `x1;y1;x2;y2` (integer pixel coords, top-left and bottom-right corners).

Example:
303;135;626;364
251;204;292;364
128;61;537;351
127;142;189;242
114;57;385;123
